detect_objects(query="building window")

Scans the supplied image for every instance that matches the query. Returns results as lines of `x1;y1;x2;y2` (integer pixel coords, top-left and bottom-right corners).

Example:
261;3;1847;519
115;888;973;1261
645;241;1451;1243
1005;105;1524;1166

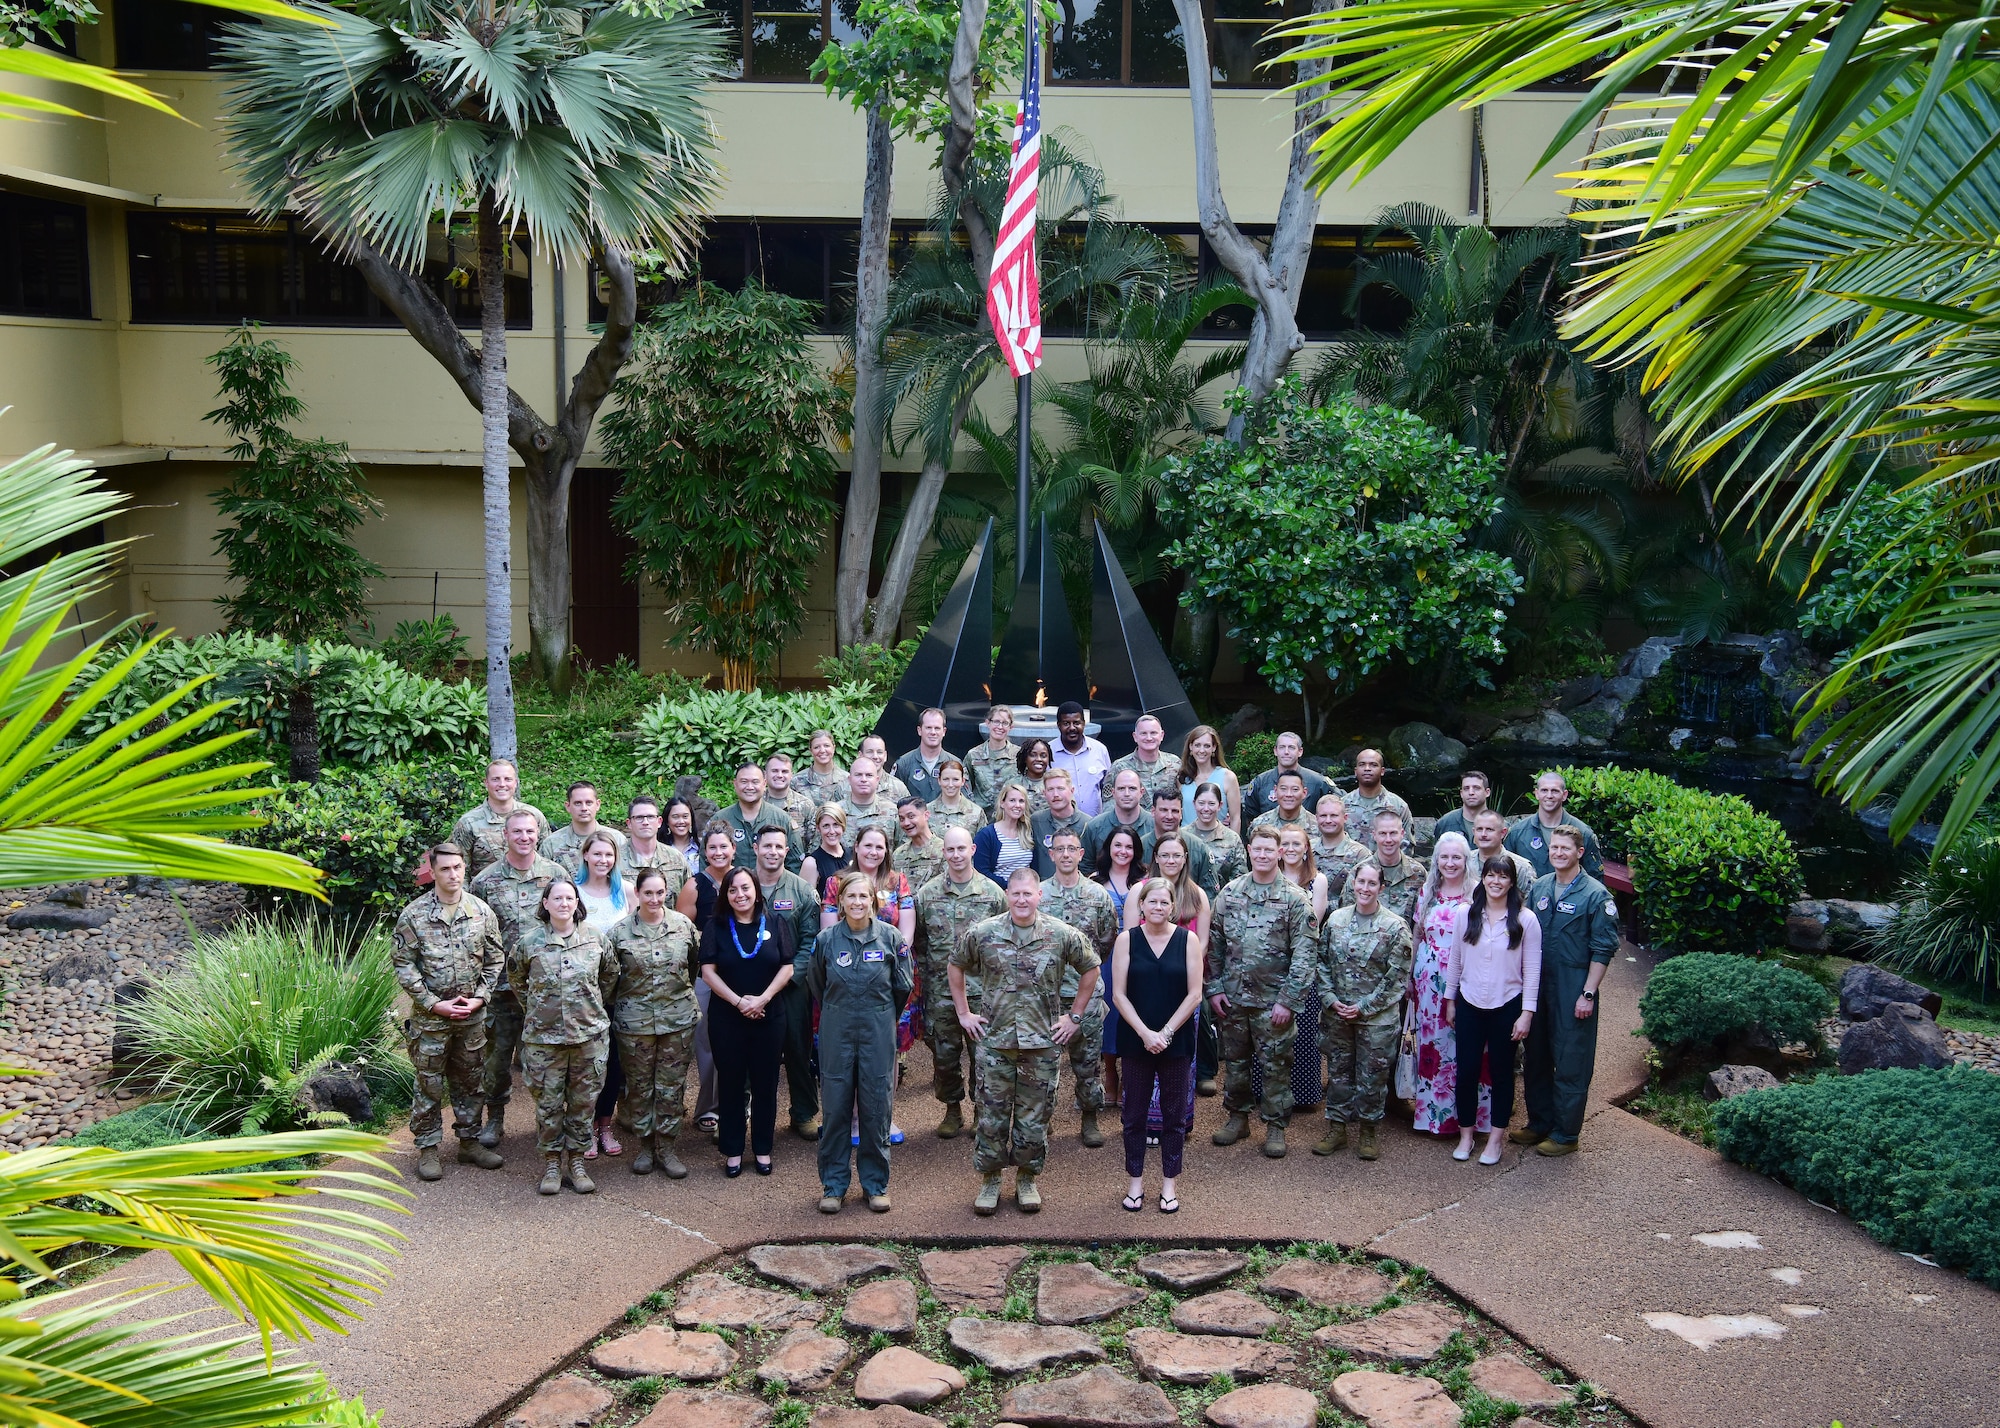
0;191;91;319
114;0;226;70
1051;0;1294;87
705;0;862;80
127;213;531;327
1183;226;1413;338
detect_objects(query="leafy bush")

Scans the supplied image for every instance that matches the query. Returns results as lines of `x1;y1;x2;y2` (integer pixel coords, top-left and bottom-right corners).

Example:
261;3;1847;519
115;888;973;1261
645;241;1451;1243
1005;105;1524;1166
65;1101;188;1152
1797;479;1962;651
241;762;475;917
635;684;880;787
1560;765;1805;951
816;639;921;697
1870;819;2000;994
1637;952;1833;1056
378;613;468;681
1712;1066;2000;1286
1230;731;1278;781
71;632;485;766
121;917;409;1135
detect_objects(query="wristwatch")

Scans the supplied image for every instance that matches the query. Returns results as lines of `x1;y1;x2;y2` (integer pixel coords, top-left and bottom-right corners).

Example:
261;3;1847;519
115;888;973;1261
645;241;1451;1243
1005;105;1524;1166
1580;990;1598;1002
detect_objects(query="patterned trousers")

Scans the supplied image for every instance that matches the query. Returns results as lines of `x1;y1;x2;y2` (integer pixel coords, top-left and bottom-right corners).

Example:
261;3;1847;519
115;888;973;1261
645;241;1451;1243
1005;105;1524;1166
615;1028;695;1142
481;990;523;1110
1062;1001;1105;1111
1322;1014;1401;1124
407;1011;488;1149
924;963;980;1105
521;1036;609;1155
973;1043;1061;1176
1220;1004;1297;1125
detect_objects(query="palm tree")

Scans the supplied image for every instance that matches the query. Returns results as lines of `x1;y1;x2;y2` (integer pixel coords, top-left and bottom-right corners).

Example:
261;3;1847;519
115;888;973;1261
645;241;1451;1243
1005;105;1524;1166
218;1;727;741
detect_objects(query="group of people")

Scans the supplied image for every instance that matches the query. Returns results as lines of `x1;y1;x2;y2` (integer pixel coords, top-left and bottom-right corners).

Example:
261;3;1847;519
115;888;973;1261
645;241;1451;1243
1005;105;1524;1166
388;702;1620;1215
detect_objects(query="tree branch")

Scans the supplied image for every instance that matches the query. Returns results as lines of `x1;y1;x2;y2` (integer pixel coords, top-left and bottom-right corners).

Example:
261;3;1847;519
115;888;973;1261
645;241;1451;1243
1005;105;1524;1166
942;0;995;285
562;246;637;452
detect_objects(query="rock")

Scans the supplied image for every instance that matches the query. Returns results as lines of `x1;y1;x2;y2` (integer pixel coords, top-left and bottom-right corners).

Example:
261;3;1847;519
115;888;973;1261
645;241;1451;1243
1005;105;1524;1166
998;1366;1178;1428
1313;1302;1463;1365
1220;704;1269;752
852;1347;965;1408
1458;711;1504;744
1555;675;1603;710
673;1273;822;1331
1489;710;1579;749
1036;1261;1146;1325
45;885;91;908
506;1373;615;1428
1387;723;1467;773
12;908;112;933
1838;1002;1953;1074
304;1064;373;1124
1703;1064;1781;1101
1838;962;1941;1020
1205;1385;1320;1428
633;1390;772;1428
1666;727;1695;751
125;875;177;896
1171;1289;1280;1338
590;1325;734;1381
756;1327;852;1392
919;1245;1028;1310
1627;636;1683;681
1135;1249;1245;1291
1785;904;1830;952
1332;1371;1461;1428
1125;1328;1296;1384
1604;675;1644;702
844;1278;920;1336
114;975;154;1006
1258;1258;1391;1310
810;1410;944;1428
1858;802;1943;852
674;776;720;831
748;1243;899;1293
1824;899;1898;951
1465;1354;1574;1412
947;1317;1104;1373
42;948;112;983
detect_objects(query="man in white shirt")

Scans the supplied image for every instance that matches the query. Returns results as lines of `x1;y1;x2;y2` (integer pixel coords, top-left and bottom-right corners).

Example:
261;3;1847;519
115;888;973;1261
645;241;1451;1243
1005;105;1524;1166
1049;701;1113;818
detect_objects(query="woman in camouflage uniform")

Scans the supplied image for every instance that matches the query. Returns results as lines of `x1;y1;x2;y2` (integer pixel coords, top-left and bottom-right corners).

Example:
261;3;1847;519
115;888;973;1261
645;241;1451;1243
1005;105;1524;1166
608;868;701;1178
927;757;988;838
513;878;618;1196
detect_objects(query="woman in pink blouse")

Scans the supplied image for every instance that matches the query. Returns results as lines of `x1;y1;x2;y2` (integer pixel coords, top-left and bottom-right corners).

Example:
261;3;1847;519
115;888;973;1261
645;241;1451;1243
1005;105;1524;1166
1445;856;1542;1165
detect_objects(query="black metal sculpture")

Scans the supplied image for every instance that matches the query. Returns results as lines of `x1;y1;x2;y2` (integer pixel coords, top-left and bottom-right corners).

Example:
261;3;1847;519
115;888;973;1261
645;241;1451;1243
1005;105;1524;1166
872;519;995;755
1089;520;1200;755
989;515;1088;711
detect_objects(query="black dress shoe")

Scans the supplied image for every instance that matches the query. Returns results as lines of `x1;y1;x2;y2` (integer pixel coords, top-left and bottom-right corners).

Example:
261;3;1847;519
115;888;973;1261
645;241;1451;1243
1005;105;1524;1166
754;1159;773;1176
725;1161;744;1178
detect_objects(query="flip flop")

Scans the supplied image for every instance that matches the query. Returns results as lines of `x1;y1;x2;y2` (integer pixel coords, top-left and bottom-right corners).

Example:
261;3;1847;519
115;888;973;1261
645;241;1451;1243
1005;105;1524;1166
1122;1193;1144;1212
890;1128;905;1145
1157;1194;1179;1214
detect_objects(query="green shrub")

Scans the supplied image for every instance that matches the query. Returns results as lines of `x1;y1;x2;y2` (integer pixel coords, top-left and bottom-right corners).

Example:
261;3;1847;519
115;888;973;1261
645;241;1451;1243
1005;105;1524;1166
121;917;409;1135
378;613;468;681
1712;1066;2000;1286
1637;952;1833;1056
634;684;880;786
241;762;474;917
65;1101;188;1152
816;639;920;697
1560;765;1804;951
1870;819;2000;994
1230;732;1277;781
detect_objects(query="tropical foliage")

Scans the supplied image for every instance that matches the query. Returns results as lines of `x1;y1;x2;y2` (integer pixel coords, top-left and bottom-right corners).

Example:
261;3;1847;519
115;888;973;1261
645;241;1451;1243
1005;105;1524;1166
634;685;881;789
1870;819;2000;994
242;762;475;919
1796;479;1963;651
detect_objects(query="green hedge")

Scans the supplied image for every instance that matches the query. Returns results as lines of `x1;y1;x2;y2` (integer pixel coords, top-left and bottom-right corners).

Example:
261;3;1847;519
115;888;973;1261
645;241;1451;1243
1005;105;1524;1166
1231;732;1278;781
1637;951;1833;1055
240;762;475;917
1713;1066;2000;1286
1560;765;1804;951
634;684;880;787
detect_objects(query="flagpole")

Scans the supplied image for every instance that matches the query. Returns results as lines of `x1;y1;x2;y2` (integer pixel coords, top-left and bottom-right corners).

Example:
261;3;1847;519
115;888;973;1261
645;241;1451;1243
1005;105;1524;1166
1016;372;1031;583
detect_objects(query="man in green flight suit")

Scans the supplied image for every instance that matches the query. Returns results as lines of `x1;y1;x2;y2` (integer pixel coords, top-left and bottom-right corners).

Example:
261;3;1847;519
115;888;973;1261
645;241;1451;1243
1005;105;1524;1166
914;827;1006;1139
949;869;1101;1216
718;763;801;870
1504;770;1604;879
1514;824;1619;1156
1315;861;1415;1162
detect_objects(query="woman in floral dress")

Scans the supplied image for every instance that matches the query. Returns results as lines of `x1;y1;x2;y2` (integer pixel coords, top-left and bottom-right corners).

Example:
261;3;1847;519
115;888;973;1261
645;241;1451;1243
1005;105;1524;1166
1409;832;1491;1136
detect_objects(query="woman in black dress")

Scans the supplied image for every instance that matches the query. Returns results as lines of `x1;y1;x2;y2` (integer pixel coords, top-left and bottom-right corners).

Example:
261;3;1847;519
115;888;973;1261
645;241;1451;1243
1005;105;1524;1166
1111;876;1206;1214
698;867;796;1176
685;823;737;1131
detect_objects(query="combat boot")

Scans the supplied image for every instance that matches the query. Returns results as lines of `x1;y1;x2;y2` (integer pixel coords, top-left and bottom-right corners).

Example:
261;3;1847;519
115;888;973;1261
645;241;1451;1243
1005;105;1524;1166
657;1137;689;1179
478;1107;504;1149
1313;1121;1348;1156
568;1156;597;1194
1212;1112;1251;1147
973;1174;1002;1216
1357;1122;1379;1161
1196;1076;1219;1097
416;1146;443;1182
1014;1174;1042;1213
539;1156;562;1195
457;1138;502;1170
1079;1109;1104;1148
631;1136;655;1175
1262;1121;1287;1159
936;1103;964;1139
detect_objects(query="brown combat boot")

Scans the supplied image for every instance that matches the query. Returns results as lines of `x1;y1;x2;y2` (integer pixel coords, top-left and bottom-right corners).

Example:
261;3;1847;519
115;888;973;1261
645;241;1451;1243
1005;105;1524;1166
1357;1122;1379;1161
1313;1121;1348;1156
657;1137;689;1179
1262;1121;1287;1158
1212;1112;1251;1146
538;1156;562;1195
568;1155;597;1194
1079;1108;1105;1147
631;1136;655;1174
457;1138;502;1170
1014;1174;1042;1213
936;1103;964;1139
477;1106;504;1149
416;1146;442;1181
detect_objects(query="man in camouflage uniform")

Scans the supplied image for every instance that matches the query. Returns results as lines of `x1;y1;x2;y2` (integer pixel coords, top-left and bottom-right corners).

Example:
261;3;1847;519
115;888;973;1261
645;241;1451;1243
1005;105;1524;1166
468;811;569;1149
541;781;627;877
752;826;824;1137
1250;770;1315;844
765;752;821;845
1037;828;1116;1146
604;883;700;1177
949;869;1100;1214
895;796;947;894
1242;732;1333;824
964;704;1020;812
1028;769;1090;876
1344;748;1413;854
391;842;506;1182
1340;811;1429;925
614;794;690;896
839;758;900;844
717;763;801;870
1472;809;1536;895
1100;714;1180;811
450;759;550;877
1315;861;1415;1161
1312;795;1371;900
1207;828;1317;1159
914;827;1006;1138
1150;789;1216;896
855;735;912;802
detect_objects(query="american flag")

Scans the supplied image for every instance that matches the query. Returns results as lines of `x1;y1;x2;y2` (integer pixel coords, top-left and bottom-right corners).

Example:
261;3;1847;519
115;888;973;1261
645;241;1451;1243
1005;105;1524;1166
986;0;1042;378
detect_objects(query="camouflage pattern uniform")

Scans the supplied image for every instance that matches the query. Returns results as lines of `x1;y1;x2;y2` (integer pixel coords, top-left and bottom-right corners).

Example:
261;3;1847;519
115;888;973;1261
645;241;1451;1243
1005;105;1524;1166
853;770;912;804
1338;854;1429;926
509;923;619;1155
541;823;627;879
1100;751;1181;811
773;784;821;844
391;890;504;1149
1207;874;1318;1125
468;854;569;1117
963;740;1021;811
914;872;1007;1104
1472;845;1537;896
1016;774;1050;819
1248;807;1315;845
1187;822;1247;889
895;832;947;900
716;801;801;871
837;794;900;846
1037;875;1116;1111
927;798;989;840
950;913;1099;1176
1343;787;1413;853
606;910;701;1143
1317;905;1415;1125
450;800;551;877
792;765;848;812
1313;835;1371;900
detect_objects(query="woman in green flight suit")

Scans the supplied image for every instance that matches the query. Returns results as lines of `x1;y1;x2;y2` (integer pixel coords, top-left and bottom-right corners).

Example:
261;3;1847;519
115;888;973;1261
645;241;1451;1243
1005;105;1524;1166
800;869;912;1215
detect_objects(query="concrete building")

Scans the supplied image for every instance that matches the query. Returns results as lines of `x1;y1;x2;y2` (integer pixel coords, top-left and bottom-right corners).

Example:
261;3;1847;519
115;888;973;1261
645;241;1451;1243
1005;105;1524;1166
0;1;1582;679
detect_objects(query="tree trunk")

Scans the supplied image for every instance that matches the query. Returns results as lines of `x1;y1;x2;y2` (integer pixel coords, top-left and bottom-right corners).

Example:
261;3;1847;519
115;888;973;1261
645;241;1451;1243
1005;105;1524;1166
837;100;897;649
287;681;321;784
523;449;575;693
942;0;996;284
868;385;977;644
478;199;520;762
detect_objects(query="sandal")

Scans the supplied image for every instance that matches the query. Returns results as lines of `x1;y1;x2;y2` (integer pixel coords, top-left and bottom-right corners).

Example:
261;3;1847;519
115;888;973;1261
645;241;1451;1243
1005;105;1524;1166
1122;1193;1145;1212
697;1113;718;1135
1157;1194;1179;1215
599;1126;623;1157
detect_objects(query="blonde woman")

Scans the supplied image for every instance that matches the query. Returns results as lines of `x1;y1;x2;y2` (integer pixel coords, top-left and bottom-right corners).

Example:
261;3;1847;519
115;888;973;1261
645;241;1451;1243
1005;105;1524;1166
801;804;852;894
974;782;1038;884
1178;725;1241;834
1410;831;1490;1139
1111;877;1206;1213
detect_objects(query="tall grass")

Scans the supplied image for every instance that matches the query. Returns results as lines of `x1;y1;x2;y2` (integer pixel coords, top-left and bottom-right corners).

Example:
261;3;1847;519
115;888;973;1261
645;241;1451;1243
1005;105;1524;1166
124;917;409;1134
1871;821;2000;996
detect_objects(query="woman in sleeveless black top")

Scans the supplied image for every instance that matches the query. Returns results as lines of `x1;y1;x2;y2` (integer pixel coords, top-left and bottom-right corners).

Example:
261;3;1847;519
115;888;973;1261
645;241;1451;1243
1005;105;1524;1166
1111;876;1207;1213
687;825;737;1131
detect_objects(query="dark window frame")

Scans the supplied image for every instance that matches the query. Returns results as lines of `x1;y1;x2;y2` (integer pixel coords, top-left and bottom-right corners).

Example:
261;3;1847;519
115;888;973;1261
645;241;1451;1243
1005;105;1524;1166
113;0;226;70
704;0;863;82
0;189;92;320
1049;0;1302;89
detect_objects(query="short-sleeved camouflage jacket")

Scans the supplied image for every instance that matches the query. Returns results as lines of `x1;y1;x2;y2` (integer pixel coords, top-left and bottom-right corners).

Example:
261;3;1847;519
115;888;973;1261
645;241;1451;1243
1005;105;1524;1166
914;872;1007;1000
450;800;551;877
1318;905;1415;1025
1037;875;1119;998
1100;751;1181;810
950;913;1100;1051
509;924;618;1045
540;823;627;879
615;840;691;900
606;910;701;1036
1207;874;1317;1011
391;891;504;1026
468;854;569;992
1339;854;1429;926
